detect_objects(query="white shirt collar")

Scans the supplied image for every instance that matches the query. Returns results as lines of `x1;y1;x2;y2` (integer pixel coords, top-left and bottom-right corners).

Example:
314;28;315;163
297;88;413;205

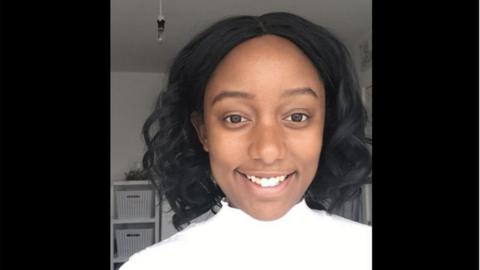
214;198;314;231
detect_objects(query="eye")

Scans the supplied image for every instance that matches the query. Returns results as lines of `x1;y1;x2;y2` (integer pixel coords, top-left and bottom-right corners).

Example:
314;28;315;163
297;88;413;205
224;114;248;124
286;112;309;122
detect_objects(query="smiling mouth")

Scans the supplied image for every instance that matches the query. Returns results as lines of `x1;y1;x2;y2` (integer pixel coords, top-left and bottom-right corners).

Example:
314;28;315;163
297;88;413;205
236;170;296;188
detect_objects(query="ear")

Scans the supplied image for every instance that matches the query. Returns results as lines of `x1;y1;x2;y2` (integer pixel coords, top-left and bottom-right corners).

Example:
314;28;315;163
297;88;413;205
190;112;209;152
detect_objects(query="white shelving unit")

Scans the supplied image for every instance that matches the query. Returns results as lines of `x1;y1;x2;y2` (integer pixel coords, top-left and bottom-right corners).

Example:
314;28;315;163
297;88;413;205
110;180;161;270
362;183;372;226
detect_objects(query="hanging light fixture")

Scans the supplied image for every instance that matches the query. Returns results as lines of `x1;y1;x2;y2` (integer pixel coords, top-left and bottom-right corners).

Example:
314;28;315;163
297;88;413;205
157;0;165;42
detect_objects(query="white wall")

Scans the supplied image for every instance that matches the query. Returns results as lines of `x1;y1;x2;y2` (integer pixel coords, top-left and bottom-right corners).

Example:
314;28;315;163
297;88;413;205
347;30;372;141
110;72;166;181
352;30;372;89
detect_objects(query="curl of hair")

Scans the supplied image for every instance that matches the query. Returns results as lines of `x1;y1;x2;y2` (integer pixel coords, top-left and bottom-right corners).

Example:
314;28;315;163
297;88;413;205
143;12;372;230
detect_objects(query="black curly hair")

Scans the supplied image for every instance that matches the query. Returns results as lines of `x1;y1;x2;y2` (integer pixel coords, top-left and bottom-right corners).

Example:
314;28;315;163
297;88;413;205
142;12;371;231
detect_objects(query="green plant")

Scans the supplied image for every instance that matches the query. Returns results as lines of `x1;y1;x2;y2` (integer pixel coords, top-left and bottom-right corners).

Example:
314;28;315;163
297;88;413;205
125;169;148;180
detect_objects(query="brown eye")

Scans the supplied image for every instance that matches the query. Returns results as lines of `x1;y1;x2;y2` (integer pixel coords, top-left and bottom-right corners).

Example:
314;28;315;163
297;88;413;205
287;113;309;122
225;114;246;124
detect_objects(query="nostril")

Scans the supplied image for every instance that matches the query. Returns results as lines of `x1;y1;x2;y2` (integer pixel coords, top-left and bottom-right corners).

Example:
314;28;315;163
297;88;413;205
247;124;286;162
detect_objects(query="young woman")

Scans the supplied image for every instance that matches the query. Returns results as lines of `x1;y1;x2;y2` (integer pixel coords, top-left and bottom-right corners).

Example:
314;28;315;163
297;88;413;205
120;12;372;270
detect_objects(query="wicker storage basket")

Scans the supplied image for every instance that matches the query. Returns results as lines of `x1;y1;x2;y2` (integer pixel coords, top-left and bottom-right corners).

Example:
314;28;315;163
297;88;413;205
115;228;154;258
115;190;153;218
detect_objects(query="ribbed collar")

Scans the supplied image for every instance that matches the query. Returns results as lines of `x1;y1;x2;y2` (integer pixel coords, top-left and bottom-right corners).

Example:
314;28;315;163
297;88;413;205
210;198;318;234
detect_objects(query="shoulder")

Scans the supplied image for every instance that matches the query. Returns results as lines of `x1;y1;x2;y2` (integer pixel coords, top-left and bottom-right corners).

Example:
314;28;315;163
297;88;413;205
118;235;185;270
310;208;371;231
303;209;371;269
119;219;215;270
307;208;371;245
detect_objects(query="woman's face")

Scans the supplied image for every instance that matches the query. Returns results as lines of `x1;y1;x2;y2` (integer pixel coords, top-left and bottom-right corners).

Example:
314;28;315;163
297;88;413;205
191;34;325;221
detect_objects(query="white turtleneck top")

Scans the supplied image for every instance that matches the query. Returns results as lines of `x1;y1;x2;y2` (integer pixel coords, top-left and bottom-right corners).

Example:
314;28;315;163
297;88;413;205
119;199;371;270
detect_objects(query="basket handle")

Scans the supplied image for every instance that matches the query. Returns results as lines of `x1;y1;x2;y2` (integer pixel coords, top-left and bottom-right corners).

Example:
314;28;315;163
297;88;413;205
126;233;141;237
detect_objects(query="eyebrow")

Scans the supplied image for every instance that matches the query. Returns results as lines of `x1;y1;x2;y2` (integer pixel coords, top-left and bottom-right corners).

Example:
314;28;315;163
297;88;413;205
211;87;318;106
281;87;319;99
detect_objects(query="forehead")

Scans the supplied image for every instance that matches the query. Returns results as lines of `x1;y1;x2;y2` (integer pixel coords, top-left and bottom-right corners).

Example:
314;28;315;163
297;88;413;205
205;34;324;99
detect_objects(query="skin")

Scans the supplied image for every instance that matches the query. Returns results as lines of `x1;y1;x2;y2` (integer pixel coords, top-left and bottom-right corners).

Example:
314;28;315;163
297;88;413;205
191;34;325;221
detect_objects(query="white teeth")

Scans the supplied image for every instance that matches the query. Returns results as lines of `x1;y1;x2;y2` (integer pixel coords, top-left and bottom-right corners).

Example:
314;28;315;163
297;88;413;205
246;175;288;187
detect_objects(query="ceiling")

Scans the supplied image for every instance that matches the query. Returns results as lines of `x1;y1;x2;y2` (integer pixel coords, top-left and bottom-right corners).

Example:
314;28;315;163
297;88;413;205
111;0;371;73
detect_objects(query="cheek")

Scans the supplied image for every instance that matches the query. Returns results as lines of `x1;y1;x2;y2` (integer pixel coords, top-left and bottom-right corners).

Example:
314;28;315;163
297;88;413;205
206;124;246;170
287;129;323;174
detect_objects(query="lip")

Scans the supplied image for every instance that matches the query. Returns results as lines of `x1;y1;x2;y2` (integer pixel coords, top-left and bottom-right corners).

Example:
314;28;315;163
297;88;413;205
235;169;296;197
236;170;296;178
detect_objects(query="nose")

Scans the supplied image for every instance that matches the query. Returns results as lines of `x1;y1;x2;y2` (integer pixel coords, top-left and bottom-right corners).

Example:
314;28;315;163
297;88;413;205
247;120;286;164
